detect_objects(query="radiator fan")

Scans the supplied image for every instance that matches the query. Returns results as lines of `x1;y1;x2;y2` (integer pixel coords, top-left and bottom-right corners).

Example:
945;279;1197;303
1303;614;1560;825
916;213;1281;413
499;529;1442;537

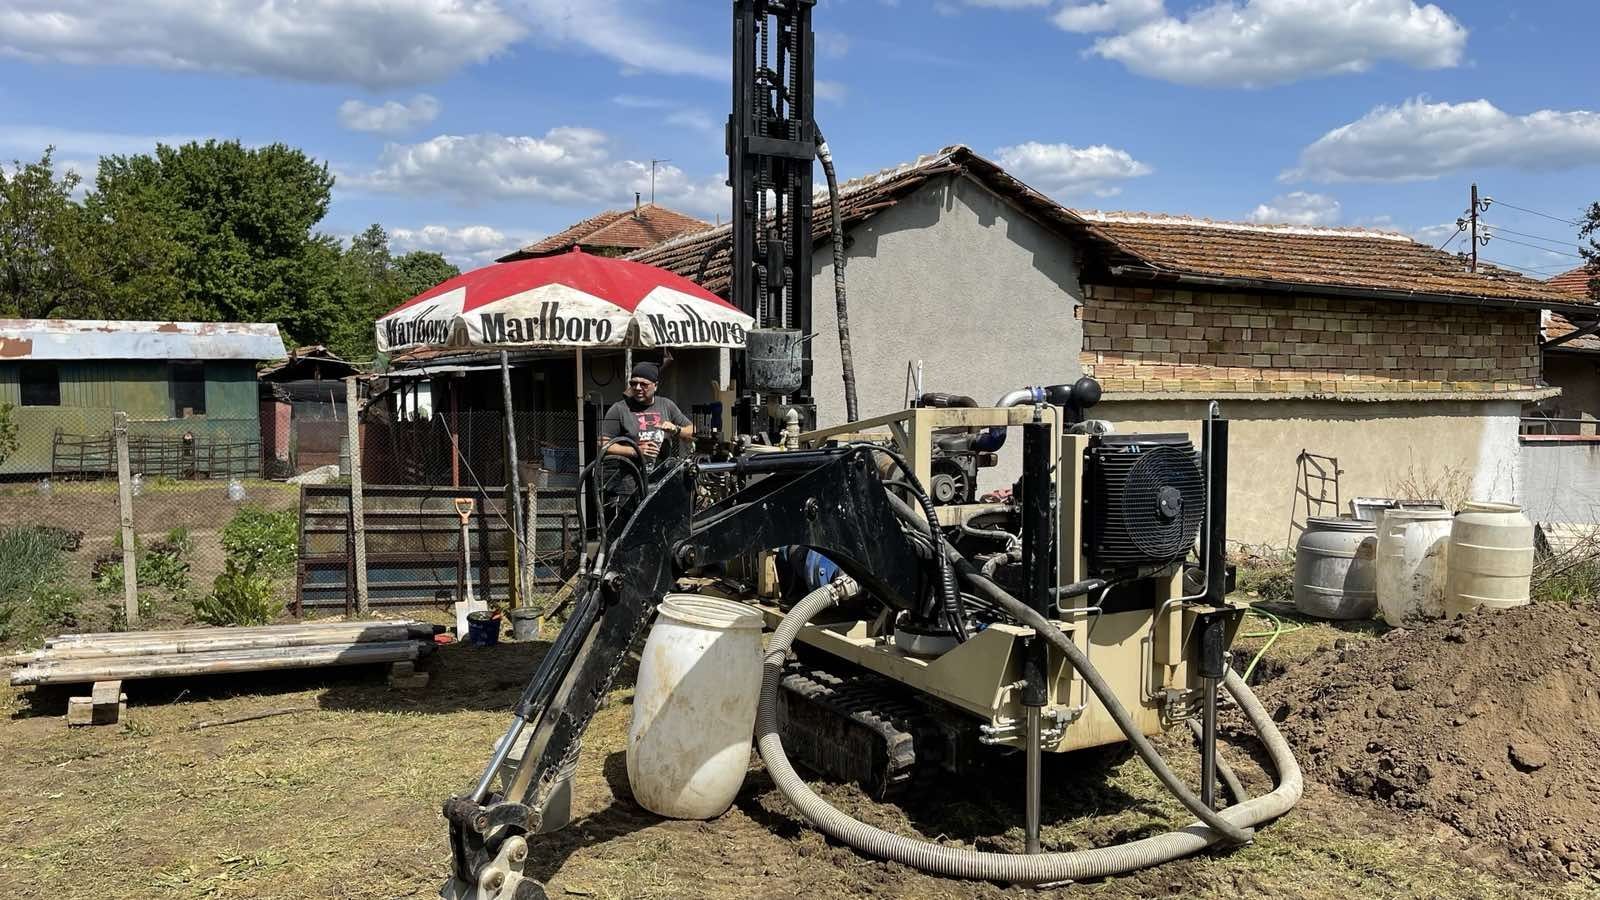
1085;435;1204;575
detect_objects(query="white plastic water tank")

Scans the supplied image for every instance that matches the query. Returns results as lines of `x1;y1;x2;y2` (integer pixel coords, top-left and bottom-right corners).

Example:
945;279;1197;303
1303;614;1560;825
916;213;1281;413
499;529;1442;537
1294;516;1378;620
627;594;764;820
1445;501;1534;617
1375;508;1453;624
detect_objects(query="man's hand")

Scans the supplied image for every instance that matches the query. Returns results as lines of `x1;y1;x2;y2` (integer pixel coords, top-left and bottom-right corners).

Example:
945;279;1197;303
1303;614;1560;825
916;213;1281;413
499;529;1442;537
637;438;661;459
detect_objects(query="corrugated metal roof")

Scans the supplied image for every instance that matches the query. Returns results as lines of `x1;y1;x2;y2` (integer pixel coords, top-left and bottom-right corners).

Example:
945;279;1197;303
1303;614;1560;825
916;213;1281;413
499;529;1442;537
0;320;286;362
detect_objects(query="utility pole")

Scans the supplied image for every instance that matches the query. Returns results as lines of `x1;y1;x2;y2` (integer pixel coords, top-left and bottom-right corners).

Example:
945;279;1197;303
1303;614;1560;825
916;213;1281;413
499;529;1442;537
1469;183;1480;272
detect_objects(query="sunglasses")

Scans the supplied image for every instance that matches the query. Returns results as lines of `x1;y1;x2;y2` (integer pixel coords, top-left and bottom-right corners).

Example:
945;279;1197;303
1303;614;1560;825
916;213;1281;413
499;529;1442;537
628;379;655;388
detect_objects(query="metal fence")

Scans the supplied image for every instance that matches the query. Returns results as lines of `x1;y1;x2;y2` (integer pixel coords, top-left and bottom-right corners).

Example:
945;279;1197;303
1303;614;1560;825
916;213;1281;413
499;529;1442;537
0;388;586;643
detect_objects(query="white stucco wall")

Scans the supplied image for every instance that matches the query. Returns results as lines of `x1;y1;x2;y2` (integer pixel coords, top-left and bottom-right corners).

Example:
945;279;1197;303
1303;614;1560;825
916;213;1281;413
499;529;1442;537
1094;398;1525;549
809;172;1084;423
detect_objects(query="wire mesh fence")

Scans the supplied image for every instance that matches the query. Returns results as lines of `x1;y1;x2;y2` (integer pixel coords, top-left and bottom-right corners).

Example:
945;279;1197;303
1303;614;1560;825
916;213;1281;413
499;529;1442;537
0;389;588;644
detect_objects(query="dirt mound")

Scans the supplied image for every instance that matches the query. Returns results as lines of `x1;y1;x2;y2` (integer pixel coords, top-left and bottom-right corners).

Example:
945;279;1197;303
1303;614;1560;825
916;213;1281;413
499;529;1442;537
1267;599;1600;879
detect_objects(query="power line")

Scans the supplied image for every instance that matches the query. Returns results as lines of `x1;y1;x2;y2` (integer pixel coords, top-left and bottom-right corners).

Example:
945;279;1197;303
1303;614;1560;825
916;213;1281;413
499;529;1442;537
1483;197;1582;227
1482;224;1580;250
1483;234;1584;259
1435;224;1466;251
1477;256;1571;276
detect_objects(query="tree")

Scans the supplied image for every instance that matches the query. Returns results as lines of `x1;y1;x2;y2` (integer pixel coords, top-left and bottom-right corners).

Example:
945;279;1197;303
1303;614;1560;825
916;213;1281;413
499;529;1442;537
1579;201;1600;300
0;150;97;318
89;140;343;342
393;250;459;299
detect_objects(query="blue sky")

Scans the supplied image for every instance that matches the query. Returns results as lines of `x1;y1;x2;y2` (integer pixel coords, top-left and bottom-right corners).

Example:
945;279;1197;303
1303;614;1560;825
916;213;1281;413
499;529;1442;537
1;0;1596;278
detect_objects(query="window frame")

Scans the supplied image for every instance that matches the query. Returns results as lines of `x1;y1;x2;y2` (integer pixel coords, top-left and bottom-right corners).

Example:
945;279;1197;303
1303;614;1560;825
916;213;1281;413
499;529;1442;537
19;362;61;407
170;362;208;418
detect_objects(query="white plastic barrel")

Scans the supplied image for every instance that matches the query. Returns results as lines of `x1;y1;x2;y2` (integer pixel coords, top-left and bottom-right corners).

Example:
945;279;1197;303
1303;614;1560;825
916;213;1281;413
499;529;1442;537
1375;509;1453;624
627;594;764;820
1294;516;1378;620
1445;501;1534;617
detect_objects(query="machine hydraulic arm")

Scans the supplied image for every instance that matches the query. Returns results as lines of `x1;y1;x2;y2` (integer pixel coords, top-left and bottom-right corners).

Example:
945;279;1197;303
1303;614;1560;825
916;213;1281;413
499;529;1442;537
442;448;927;899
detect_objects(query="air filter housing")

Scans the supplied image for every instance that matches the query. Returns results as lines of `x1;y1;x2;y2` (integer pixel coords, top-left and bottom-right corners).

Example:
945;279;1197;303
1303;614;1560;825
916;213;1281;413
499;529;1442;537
1085;434;1204;576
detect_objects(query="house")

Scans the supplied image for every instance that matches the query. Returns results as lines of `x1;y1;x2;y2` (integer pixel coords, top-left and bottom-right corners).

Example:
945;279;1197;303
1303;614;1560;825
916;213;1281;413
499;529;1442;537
1531;266;1600;433
497;203;711;262
257;345;360;476
631;145;1597;546
0;320;287;478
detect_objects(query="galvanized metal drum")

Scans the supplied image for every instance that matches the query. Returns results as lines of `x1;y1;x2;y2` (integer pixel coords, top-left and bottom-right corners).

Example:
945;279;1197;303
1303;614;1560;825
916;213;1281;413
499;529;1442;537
744;327;804;394
1294;516;1379;620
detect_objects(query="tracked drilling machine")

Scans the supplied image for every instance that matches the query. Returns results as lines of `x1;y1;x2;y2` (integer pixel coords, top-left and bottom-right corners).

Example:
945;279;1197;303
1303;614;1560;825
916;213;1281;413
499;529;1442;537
439;3;1301;898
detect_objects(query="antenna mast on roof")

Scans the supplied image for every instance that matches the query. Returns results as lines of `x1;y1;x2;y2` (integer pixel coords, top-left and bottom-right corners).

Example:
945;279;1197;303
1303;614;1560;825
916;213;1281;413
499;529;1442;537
650;159;670;205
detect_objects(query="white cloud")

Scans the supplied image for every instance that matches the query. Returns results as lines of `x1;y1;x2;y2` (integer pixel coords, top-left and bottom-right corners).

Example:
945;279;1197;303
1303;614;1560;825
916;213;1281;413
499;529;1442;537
1411;222;1463;246
346;128;729;218
816;80;849;104
664;109;720;136
390;224;529;267
994;141;1152;198
962;0;1051;7
1051;0;1164;33
337;95;441;135
1285;97;1600;182
0;125;190;159
1246;191;1342;226
0;0;525;88
521;0;723;80
1088;0;1467;87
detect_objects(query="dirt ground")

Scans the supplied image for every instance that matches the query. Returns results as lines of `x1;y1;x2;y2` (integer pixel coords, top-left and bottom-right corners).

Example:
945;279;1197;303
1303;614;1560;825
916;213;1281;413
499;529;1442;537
0;603;1590;900
1272;599;1600;879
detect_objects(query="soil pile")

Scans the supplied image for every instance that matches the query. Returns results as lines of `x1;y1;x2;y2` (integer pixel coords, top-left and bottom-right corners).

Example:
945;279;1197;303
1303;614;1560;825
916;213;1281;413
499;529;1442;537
1267;599;1600;879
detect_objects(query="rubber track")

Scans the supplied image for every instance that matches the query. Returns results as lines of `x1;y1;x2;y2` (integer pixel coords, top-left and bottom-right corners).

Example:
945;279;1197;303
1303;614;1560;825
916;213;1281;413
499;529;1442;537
777;662;938;800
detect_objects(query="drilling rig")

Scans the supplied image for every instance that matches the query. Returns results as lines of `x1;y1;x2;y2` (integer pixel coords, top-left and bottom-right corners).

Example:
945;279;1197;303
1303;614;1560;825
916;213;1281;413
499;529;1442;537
438;4;1301;897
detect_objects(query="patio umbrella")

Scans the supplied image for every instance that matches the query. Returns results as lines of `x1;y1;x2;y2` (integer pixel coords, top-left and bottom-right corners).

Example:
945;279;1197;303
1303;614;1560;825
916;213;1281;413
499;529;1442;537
375;250;754;585
376;247;752;354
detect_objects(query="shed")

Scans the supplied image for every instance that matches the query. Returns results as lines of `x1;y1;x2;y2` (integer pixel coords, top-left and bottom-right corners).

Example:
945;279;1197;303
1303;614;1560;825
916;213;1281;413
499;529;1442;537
0;320;287;479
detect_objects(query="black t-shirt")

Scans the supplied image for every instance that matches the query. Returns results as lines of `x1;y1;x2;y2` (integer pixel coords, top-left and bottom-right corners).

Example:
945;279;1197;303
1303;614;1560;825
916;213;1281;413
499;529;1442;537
600;395;690;456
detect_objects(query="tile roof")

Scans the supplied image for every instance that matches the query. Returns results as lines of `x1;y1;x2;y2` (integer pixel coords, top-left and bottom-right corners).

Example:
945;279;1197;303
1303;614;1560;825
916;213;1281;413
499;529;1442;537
1544;312;1600;353
1071;211;1575;305
631;145;1592;312
1546;265;1597;301
500;204;711;261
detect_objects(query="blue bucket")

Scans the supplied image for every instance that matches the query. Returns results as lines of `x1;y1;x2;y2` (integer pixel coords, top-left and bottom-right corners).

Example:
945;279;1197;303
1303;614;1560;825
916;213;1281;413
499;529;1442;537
466;611;500;647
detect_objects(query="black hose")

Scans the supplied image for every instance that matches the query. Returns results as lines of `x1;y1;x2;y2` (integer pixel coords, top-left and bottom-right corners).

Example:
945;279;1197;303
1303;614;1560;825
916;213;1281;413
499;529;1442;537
815;129;858;422
852;444;967;639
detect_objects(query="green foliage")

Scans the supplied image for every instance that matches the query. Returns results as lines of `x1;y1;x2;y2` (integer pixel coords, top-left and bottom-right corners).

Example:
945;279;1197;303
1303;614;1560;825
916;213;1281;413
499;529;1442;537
3;139;459;354
193;559;281;626
0;402;17;466
1579;202;1600;301
1534;559;1600;605
0;525;80;641
1234;547;1296;607
220;506;298;577
143;527;193;592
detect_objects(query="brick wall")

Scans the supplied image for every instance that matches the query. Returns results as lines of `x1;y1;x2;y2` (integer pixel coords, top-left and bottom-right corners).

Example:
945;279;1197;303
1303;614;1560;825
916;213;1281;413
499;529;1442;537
1079;284;1541;394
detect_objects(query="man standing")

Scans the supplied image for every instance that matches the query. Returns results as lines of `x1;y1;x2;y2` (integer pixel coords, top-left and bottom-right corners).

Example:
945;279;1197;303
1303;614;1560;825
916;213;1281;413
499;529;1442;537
600;362;694;466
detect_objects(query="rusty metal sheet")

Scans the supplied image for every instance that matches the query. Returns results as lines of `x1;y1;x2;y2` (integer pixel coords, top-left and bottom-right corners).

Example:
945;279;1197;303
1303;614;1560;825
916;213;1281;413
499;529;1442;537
0;319;286;361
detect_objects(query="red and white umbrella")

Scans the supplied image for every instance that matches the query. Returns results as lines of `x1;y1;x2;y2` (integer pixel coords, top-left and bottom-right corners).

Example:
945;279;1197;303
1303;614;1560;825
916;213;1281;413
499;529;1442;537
375;248;752;354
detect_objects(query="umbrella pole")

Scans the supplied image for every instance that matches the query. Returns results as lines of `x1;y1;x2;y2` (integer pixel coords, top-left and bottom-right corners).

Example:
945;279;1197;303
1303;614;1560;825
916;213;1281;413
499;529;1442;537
500;350;526;606
575;348;587;541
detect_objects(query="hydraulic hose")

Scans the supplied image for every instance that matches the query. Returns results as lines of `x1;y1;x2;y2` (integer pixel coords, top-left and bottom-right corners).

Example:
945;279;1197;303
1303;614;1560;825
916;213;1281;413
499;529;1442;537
815;129;858;422
852;444;967;640
757;582;1302;884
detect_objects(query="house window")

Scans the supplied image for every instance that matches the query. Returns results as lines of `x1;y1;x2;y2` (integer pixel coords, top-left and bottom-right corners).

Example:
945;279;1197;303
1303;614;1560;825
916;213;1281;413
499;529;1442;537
171;363;207;417
20;363;60;406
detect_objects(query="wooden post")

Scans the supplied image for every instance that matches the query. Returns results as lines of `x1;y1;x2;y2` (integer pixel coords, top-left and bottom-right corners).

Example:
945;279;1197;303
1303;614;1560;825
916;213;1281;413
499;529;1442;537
522;484;538;604
345;377;369;616
113;412;139;627
499;351;526;602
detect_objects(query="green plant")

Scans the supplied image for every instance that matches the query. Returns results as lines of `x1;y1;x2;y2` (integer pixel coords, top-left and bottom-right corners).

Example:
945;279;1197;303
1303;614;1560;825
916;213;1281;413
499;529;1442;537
30;585;82;631
143;527;193;592
193;559;282;626
0;526;72;640
1232;546;1296;607
220;506;297;577
0;402;17;466
93;553;124;595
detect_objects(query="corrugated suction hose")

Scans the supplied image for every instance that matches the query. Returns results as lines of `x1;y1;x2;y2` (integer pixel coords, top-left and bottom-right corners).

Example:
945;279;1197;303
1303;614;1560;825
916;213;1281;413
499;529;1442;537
755;580;1303;884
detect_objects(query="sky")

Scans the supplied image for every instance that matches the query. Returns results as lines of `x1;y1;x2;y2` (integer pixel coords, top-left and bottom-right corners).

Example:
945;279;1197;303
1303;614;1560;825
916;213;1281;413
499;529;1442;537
0;0;1596;278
